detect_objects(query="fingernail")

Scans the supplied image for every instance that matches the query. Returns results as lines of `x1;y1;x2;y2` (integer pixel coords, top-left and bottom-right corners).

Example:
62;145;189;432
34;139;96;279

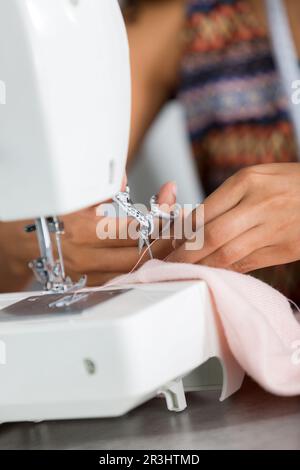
171;182;177;197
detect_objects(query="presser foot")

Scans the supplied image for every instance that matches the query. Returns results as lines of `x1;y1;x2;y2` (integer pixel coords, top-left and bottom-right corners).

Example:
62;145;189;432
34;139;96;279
26;216;87;294
114;186;179;259
29;257;87;294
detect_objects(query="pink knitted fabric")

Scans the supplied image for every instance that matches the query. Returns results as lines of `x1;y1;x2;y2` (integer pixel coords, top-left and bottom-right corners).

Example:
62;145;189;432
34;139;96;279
110;260;300;396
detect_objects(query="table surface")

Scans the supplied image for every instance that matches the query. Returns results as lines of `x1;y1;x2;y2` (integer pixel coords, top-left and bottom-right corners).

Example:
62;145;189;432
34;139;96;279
0;378;299;450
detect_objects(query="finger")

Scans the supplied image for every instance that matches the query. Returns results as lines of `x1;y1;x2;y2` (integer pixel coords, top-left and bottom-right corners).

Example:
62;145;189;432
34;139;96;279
95;215;139;248
65;182;177;249
63;209;138;248
199;170;248;225
150;237;176;260
175;170;248;252
168;200;258;264
157;181;177;206
199;224;267;269
229;245;288;274
121;173;128;191
147;181;178;241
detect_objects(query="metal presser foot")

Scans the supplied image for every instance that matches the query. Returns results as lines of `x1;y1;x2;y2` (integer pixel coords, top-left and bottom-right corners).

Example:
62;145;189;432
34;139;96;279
25;216;87;294
114;186;179;259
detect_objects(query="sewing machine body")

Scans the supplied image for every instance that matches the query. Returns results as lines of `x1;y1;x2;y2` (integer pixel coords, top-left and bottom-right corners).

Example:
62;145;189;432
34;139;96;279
0;281;243;423
0;0;130;221
0;0;244;424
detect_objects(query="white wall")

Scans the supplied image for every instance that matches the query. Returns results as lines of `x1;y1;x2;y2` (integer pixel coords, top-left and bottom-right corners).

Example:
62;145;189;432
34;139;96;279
129;102;204;205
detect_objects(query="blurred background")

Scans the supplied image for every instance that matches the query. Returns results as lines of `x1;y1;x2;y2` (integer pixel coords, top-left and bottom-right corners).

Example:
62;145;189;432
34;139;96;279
118;0;203;206
129;101;204;206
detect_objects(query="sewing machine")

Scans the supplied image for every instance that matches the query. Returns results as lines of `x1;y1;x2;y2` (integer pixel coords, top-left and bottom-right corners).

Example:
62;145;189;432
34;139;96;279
0;0;244;423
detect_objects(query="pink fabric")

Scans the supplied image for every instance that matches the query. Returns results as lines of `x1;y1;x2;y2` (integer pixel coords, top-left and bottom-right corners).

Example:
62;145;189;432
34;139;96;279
110;260;300;396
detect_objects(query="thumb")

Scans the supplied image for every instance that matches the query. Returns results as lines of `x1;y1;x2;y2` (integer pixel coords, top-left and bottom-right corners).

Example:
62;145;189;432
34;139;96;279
157;181;177;207
121;173;128;192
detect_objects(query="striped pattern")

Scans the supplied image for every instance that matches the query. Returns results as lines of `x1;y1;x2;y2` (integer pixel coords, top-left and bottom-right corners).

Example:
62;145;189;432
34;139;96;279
179;0;300;301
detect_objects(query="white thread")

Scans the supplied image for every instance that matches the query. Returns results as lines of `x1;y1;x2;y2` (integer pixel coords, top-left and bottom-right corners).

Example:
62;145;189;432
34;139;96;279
96;219;176;290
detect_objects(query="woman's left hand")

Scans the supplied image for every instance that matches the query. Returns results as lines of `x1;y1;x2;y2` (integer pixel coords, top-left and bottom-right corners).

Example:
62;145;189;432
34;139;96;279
168;163;300;273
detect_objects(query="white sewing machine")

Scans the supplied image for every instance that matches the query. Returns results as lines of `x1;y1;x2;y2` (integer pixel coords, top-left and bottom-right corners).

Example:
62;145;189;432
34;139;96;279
0;0;244;423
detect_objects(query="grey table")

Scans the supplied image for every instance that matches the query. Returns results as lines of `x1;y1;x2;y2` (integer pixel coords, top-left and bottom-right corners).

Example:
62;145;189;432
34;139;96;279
0;378;299;450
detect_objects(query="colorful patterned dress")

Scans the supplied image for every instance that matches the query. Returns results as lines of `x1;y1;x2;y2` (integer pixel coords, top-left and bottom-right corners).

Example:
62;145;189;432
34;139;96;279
178;0;300;302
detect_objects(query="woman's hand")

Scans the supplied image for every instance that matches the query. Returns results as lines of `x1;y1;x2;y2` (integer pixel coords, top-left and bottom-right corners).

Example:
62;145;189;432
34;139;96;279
61;181;177;286
0;181;177;292
168;163;300;273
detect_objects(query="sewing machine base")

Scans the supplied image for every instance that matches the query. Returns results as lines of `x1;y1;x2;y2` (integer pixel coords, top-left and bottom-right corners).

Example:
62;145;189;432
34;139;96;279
0;281;243;423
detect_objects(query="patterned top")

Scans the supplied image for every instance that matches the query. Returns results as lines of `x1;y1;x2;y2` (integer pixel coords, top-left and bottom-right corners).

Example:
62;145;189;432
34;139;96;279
178;0;300;302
